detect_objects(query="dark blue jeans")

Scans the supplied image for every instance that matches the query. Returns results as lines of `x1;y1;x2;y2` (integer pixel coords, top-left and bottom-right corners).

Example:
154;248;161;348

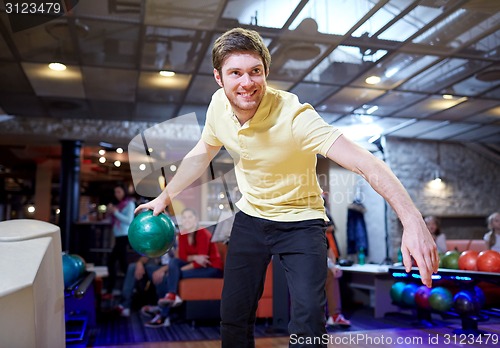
119;262;168;309
221;211;328;348
160;258;223;317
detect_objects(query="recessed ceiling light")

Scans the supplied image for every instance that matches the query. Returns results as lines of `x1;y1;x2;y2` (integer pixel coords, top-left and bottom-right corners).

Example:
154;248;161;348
48;62;67;71
365;75;381;85
116;147;123;154
159;70;175;77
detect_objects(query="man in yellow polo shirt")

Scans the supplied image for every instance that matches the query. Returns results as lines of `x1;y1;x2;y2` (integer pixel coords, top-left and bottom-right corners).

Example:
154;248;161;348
136;28;439;347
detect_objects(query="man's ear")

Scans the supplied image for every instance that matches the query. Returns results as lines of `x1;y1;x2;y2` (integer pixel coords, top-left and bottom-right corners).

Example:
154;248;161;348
213;68;223;87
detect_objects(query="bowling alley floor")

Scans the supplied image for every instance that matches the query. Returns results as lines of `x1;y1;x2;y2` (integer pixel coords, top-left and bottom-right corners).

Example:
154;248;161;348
80;304;500;347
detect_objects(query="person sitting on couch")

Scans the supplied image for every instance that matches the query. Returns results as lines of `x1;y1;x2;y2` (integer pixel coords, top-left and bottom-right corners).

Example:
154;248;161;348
484;212;500;252
145;208;223;328
424;216;447;253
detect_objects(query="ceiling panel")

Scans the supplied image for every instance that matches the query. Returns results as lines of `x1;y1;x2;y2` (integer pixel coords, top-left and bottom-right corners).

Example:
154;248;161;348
0;27;13;59
453;70;500;97
398;58;488;94
290;83;340;106
223;0;302;29
321;87;386;114
429;99;500;121
289;0;379;36
82;67;138;102
392;95;468;119
73;0;142;22
144;0;224;29
184;75;220;105
417;122;480;140
141;27;204;73
304;45;377;85
137;72;191;103
42;97;91;119
134;102;176;122
0;93;46;117
387;120;449;138
449;125;500;142
22;62;85;98
464;105;500;124
90;100;135;120
0;62;33;93
379;1;446;42
351;53;438;90
4;16;79;63
76;19;140;68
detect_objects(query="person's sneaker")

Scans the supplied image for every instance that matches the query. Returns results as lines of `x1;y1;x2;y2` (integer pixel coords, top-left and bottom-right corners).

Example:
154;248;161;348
140;305;161;318
116;305;130;317
144;314;170;328
326;313;351;327
158;293;183;308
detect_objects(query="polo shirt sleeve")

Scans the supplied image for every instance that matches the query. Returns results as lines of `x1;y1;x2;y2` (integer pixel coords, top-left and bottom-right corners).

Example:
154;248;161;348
291;106;343;157
201;92;225;147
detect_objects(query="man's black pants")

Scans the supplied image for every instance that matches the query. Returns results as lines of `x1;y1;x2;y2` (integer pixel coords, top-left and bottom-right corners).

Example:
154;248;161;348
220;211;328;348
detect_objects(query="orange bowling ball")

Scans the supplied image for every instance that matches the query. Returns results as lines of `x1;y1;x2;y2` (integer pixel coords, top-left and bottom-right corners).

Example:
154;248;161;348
476;250;500;273
458;250;479;271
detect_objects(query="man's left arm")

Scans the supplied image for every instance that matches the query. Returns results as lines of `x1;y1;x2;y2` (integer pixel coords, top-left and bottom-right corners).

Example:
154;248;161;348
326;135;439;287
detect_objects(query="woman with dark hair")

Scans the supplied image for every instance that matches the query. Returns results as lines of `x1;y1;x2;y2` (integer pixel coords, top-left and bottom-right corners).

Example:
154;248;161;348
424;216;447;253
104;183;135;298
484;212;500;252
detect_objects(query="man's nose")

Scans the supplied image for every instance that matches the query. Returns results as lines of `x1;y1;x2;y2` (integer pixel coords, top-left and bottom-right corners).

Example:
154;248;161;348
240;73;253;86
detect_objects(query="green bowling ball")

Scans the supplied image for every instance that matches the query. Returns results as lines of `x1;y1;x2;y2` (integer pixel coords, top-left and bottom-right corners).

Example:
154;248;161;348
128;210;176;257
390;281;407;304
69;254;86;276
62;253;81;288
429;286;453;312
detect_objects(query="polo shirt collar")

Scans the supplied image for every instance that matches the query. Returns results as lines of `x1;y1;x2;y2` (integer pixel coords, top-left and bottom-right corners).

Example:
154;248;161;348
224;87;276;125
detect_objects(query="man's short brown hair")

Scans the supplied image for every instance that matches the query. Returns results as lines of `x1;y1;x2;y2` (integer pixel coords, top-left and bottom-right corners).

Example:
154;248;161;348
212;28;271;75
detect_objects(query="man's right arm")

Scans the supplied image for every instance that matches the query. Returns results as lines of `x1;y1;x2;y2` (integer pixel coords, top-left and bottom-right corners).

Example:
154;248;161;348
135;139;221;216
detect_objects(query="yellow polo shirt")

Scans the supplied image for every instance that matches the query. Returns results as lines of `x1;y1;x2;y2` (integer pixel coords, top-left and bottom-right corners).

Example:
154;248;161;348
201;87;342;222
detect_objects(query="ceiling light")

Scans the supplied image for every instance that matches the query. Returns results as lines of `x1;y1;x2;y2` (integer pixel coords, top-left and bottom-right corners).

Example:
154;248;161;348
365;75;381;85
366;105;379;114
99;156;106;163
159;70;175;77
48;62;66;71
98;149;106;155
116;147;123;154
442;94;454;100
114;160;121;167
170;164;177;172
139;163;146;171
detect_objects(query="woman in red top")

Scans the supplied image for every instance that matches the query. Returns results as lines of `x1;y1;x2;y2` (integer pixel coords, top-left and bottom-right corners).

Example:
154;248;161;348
146;208;223;327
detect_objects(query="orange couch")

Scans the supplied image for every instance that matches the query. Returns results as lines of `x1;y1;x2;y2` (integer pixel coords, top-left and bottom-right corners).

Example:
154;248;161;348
177;243;273;321
445;239;488;252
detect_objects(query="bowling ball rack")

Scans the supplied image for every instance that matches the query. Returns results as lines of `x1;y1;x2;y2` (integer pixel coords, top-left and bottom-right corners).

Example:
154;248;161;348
65;271;97;346
388;266;500;335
